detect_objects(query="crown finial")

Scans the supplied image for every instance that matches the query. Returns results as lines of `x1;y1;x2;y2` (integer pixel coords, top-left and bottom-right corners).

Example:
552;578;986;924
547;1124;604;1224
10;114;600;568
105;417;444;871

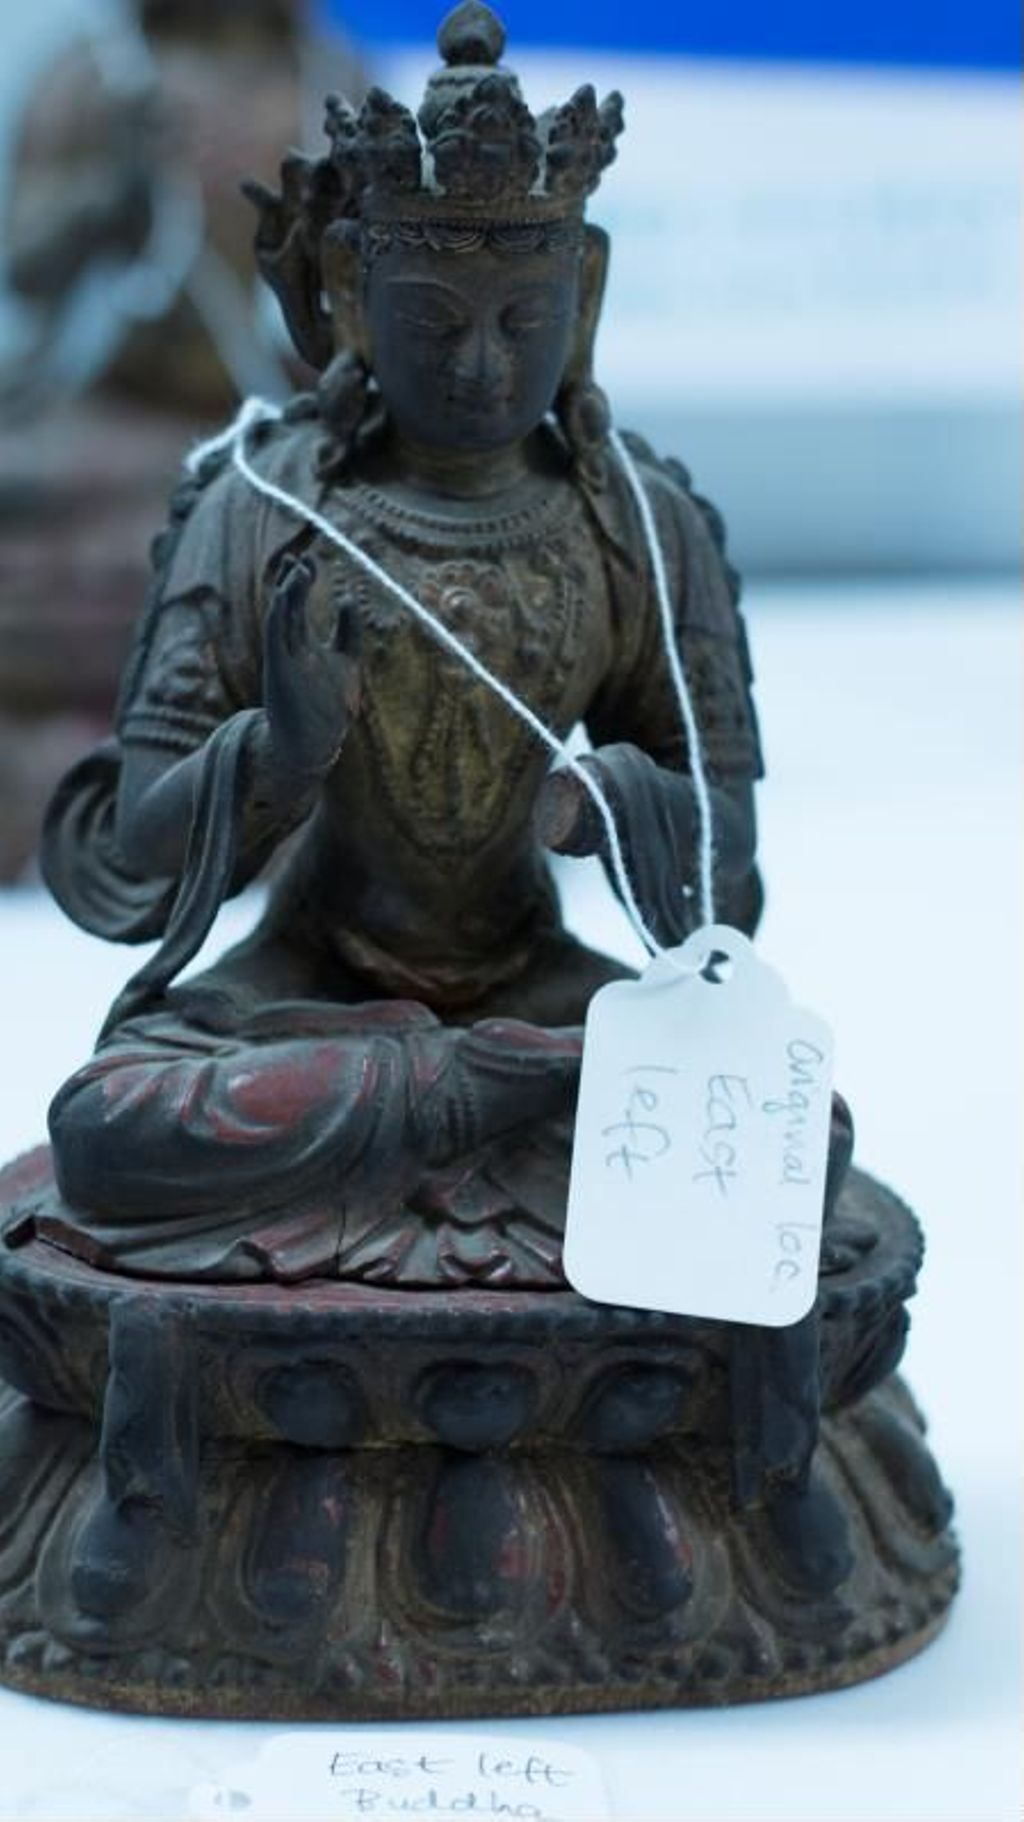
437;1;506;67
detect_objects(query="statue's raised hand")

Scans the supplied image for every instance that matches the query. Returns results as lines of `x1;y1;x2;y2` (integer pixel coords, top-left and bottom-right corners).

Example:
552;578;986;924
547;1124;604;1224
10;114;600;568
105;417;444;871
262;555;361;782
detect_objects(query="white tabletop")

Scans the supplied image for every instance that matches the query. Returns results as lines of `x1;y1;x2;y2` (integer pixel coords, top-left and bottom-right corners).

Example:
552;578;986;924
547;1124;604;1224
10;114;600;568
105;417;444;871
0;581;1020;1821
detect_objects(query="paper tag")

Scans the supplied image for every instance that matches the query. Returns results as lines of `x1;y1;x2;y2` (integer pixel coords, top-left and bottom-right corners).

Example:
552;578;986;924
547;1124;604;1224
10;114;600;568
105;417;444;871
564;924;834;1328
189;1731;609;1822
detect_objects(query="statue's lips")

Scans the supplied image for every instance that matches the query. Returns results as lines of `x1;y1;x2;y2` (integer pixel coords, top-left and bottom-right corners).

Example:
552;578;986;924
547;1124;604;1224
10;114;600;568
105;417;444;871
446;390;511;415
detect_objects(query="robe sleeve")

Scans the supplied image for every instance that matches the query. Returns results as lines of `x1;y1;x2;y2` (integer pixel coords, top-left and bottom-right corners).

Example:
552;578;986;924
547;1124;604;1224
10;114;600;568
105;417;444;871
40;419;316;952
115;456;263;754
586;438;764;785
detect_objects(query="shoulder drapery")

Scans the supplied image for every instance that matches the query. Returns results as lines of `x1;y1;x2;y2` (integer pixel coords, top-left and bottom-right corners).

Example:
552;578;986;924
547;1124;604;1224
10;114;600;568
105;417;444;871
95;708;265;1040
39;413;323;1033
583;428;764;785
40;740;178;944
40;712;273;1040
575;428;764;938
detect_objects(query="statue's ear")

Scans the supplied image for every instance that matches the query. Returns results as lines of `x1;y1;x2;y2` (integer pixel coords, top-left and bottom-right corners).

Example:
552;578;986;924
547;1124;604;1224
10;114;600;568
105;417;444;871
563;223;609;387
320;223;371;364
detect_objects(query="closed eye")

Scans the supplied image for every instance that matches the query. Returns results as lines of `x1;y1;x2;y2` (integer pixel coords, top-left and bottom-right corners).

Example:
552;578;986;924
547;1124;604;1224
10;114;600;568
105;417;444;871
393;306;467;337
387;283;468;338
500;292;568;337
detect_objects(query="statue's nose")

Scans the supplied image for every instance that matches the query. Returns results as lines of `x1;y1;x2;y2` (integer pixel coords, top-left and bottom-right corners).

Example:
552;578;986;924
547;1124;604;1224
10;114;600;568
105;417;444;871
456;323;503;393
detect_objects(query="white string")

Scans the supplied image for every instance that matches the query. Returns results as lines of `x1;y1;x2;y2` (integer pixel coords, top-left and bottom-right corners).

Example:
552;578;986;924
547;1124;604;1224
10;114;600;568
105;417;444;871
609;429;716;928
189;400;669;960
188;399;715;964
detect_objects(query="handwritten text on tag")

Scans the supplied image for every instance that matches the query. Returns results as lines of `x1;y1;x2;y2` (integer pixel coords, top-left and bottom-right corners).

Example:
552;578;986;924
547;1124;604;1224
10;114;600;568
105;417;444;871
564;925;834;1328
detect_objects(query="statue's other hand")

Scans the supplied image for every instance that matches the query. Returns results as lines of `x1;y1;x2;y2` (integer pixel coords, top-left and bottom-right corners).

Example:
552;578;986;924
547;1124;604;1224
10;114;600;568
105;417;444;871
262;555;362;781
537;744;702;946
536;761;605;860
536;746;685;862
537;743;756;946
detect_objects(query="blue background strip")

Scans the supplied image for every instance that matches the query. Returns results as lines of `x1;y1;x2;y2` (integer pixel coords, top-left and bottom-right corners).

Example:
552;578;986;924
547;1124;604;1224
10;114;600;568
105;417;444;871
317;0;1020;73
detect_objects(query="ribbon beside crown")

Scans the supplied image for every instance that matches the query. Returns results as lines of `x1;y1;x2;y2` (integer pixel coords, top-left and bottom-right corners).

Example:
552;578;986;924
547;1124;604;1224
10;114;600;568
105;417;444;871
244;0;624;367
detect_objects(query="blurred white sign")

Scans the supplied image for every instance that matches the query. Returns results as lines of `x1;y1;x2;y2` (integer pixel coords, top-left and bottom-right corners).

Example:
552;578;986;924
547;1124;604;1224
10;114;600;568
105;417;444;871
386;51;1019;409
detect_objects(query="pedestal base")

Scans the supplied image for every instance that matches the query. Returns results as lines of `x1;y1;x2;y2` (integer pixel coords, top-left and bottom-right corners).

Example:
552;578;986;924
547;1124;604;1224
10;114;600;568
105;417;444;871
0;1148;958;1718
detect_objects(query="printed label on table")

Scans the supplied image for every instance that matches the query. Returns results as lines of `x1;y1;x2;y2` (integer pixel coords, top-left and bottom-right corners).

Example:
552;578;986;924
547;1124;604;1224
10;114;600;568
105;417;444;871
564;924;834;1328
189;1731;609;1822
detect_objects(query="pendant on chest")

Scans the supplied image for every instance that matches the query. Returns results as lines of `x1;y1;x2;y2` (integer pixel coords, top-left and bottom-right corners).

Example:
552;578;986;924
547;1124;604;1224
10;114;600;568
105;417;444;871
344;551;586;856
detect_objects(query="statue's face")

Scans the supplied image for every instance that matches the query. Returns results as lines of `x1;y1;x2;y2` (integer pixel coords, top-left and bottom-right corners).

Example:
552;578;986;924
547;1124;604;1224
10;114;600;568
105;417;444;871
364;239;581;451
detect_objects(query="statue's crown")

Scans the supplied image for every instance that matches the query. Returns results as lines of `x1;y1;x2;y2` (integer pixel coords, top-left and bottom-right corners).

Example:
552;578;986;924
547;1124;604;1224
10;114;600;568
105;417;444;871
325;1;624;223
242;1;624;365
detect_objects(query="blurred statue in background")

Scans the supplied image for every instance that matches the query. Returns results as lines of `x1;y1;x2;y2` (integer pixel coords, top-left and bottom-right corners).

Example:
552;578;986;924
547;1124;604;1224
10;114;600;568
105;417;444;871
0;0;367;879
0;1;956;1722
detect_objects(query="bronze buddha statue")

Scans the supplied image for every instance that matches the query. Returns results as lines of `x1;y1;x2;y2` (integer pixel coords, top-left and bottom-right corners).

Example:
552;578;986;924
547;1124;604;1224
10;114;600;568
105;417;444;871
0;2;957;1719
